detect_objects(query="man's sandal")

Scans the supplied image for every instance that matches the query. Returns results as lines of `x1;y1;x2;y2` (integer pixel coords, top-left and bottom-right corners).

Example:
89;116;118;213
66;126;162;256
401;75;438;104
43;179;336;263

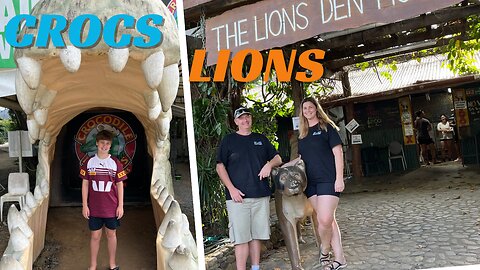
108;267;120;270
325;260;347;270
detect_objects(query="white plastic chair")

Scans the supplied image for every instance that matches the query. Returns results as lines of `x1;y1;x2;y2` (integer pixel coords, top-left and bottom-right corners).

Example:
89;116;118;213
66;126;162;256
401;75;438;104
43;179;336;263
0;172;30;221
388;141;407;172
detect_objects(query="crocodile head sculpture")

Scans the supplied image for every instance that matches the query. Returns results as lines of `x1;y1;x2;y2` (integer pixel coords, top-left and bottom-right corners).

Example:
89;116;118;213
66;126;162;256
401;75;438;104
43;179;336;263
0;1;198;269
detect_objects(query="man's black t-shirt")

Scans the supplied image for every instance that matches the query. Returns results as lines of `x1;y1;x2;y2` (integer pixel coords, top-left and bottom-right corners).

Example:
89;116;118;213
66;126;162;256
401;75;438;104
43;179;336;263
415;117;431;139
217;132;278;200
298;124;342;183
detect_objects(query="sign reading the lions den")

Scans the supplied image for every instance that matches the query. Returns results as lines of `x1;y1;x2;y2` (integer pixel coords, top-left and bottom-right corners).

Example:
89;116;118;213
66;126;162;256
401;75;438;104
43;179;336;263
74;114;137;174
205;0;463;66
0;0;38;68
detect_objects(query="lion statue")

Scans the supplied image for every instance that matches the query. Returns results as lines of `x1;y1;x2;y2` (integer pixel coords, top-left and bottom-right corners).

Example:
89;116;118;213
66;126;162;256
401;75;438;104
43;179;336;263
271;159;321;270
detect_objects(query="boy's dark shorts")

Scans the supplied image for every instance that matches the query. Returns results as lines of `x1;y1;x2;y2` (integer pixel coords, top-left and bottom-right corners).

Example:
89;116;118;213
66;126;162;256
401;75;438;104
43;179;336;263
88;216;120;231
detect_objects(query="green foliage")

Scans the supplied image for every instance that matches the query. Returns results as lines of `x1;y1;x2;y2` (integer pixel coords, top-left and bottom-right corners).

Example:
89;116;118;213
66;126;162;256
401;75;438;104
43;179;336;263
0;118;14;144
193;79;232;236
244;75;294;147
444;16;480;75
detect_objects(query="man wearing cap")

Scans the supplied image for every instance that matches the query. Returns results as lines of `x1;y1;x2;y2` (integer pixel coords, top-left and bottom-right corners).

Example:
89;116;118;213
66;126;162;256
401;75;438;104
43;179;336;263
216;107;282;270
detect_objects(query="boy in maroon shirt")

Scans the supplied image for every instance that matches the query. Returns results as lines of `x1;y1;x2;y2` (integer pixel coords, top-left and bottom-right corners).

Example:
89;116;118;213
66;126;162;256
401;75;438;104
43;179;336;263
80;130;127;270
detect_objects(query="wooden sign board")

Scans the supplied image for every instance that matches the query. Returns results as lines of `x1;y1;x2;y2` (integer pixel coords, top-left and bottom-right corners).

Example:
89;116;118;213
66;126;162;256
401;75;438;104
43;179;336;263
183;0;211;9
205;0;463;66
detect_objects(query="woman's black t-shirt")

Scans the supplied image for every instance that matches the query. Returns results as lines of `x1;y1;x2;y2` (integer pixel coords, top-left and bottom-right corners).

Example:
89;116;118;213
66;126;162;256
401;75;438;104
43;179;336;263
298;124;342;183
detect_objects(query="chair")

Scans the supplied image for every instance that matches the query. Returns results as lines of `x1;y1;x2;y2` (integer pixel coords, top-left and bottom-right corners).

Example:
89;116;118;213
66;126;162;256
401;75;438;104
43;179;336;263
388;141;407;172
0;172;30;222
361;146;384;176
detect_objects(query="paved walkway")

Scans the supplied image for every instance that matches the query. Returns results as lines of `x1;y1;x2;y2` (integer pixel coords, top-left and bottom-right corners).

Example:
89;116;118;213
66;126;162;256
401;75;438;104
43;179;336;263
260;162;480;270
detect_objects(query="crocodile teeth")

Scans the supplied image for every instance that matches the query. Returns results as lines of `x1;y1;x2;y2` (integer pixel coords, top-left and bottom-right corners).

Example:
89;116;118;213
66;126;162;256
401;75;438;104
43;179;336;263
144;90;162;120
40;178;49;196
15;70;36;115
162;195;174;212
25;192;38;209
7;206;33;238
16;56;42;89
108;48;129;72
155;109;172;141
168;250;198;269
34;185;44;201
9;228;29;252
33;108;48;126
157;64;179;112
26;118;40;142
0;255;23;270
60;45;82;72
162;220;182;249
142;51;165;89
159;200;182;235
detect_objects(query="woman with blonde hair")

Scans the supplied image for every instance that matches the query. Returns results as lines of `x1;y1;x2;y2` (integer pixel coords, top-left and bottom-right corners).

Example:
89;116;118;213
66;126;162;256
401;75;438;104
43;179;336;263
298;96;347;270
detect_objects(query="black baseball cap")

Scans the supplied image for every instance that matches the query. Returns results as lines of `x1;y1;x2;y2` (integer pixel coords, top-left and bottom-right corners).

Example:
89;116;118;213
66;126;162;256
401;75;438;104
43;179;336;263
234;107;251;119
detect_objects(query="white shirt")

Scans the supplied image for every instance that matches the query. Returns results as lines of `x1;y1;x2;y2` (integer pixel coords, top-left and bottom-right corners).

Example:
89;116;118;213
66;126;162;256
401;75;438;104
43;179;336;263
437;121;453;140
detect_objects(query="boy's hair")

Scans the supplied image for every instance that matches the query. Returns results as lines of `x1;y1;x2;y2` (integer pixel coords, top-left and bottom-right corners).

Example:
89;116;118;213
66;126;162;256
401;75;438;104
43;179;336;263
415;110;424;117
96;130;114;142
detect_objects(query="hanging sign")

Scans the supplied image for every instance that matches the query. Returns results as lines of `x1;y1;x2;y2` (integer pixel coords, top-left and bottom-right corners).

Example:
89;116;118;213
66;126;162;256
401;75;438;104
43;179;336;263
205;0;463;65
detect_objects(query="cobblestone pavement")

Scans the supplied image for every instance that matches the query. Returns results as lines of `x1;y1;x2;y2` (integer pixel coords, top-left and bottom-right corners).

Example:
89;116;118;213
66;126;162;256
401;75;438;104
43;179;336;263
260;162;480;270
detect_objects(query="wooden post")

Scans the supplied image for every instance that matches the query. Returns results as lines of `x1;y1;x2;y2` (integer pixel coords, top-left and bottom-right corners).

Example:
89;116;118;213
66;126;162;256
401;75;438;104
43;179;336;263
341;71;363;178
290;79;304;160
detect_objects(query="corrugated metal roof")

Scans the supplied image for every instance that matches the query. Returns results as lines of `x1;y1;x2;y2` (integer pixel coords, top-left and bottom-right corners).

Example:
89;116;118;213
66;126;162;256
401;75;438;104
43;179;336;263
329;52;480;97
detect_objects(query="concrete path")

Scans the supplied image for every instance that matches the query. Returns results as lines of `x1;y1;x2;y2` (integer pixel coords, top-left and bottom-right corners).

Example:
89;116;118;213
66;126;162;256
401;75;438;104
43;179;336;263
31;162;194;269
260;162;480;270
36;206;157;270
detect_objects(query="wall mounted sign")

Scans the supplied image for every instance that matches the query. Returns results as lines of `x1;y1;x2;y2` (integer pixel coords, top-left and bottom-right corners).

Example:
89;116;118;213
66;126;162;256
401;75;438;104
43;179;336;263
205;0;463;65
292;116;300;130
345;119;359;133
351;134;362;144
1;0;38;68
74;114;137;174
454;89;470;128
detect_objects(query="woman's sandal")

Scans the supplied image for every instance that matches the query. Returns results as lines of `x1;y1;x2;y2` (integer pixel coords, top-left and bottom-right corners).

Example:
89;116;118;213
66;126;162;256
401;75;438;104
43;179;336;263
320;251;331;266
325;260;347;270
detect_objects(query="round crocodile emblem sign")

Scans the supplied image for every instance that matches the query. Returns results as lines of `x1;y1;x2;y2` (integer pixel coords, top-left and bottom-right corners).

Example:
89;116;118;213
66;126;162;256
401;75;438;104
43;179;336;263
74;114;137;174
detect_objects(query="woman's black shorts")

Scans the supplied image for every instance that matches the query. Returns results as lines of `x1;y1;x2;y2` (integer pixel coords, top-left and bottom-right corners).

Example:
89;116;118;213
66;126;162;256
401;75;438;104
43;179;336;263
304;181;340;198
418;137;434;145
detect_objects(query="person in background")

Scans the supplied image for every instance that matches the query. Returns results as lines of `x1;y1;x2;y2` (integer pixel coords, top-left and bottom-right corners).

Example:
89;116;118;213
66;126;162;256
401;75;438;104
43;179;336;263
216;107;282;270
437;114;454;161
414;110;438;165
448;113;462;162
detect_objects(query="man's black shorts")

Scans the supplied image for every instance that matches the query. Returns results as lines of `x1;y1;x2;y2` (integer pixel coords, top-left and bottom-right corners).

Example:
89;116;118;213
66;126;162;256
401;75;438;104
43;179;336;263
88;216;120;231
